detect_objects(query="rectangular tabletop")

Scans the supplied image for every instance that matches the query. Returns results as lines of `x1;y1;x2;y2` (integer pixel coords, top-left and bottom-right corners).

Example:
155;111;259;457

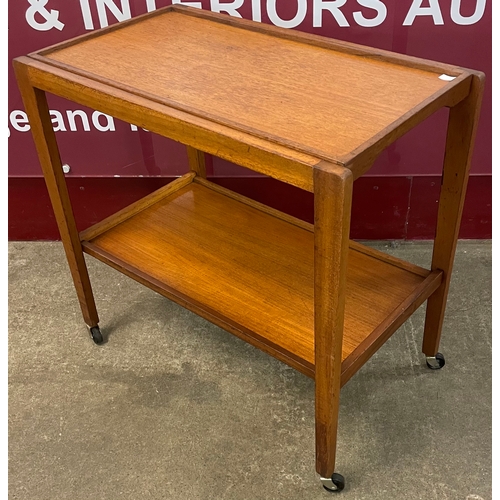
31;6;471;175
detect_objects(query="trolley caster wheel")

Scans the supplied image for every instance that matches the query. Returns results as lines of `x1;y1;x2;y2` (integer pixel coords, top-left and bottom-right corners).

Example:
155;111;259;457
426;352;445;370
320;473;345;492
89;326;104;345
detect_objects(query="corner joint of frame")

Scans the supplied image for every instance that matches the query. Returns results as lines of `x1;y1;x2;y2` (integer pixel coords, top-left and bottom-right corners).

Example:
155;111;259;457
12;56;33;71
170;4;189;12
467;69;485;84
12;56;35;83
469;71;486;95
313;160;352;183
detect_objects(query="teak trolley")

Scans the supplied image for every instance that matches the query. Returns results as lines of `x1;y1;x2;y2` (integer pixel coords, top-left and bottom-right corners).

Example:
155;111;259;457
14;5;484;492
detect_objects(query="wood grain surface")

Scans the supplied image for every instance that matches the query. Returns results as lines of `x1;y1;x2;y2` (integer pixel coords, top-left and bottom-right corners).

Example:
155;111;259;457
186;147;207;178
422;72;485;356
14;60;99;328
313;165;352;477
43;10;451;162
83;183;430;371
79;172;195;241
23;58;318;190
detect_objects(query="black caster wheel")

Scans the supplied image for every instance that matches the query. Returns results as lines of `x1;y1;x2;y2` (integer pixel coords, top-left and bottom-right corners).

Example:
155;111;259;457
89;326;104;345
426;352;445;370
320;473;345;492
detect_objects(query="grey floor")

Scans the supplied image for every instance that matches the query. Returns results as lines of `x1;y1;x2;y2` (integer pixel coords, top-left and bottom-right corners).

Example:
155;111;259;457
9;241;491;500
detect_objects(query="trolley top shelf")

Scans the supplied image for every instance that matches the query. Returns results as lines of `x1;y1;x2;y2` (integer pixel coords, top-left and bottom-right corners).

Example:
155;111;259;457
23;5;476;186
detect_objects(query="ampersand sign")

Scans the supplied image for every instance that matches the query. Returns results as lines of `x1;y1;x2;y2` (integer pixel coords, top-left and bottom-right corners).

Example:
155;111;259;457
26;0;64;31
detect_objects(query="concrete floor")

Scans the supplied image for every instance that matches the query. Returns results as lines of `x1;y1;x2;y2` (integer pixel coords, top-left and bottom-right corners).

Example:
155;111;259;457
9;241;491;500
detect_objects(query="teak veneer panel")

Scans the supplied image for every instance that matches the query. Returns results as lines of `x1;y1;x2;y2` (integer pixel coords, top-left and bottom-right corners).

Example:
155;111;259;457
21;57;319;191
41;10;452;163
82;183;429;373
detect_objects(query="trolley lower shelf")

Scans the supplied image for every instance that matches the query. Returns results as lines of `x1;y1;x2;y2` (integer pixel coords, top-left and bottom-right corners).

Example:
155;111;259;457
80;174;442;384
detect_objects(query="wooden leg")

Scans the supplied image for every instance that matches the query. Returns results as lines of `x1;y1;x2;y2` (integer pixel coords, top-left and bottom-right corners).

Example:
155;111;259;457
313;164;353;480
186;146;207;178
14;60;99;328
422;73;485;357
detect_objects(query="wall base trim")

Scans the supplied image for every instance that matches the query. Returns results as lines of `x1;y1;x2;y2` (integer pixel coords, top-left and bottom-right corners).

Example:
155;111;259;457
8;175;491;240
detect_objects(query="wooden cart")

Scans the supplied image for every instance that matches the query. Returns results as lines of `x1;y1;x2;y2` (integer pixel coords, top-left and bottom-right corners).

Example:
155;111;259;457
14;5;484;492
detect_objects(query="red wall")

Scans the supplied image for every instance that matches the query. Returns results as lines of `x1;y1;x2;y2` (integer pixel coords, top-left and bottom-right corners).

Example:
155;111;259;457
8;0;492;239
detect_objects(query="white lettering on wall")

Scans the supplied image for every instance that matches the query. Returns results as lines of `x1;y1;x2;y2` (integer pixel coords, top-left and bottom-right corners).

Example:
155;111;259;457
130;124;150;131
252;0;262;21
78;0;131;29
97;0;131;28
26;0;64;31
353;0;387;28
403;0;444;26
79;0;94;29
268;0;307;28
92;111;116;131
67;110;91;131
8;109;125;135
30;0;490;31
313;0;349;28
10;111;31;132
450;0;486;25
50;110;67;131
210;0;244;17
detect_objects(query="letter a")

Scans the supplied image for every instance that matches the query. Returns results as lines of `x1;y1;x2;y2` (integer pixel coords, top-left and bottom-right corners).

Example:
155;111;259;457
403;0;444;26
